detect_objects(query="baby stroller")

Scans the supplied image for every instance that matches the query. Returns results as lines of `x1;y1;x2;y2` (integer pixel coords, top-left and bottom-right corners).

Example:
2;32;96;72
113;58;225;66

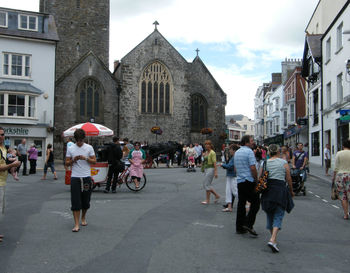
187;156;196;172
290;168;306;195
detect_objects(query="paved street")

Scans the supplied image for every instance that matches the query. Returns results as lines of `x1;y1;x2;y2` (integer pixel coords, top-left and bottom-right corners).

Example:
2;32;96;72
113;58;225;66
0;166;349;273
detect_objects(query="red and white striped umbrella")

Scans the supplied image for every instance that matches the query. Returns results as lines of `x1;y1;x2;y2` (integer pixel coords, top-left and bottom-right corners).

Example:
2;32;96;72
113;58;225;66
63;122;113;137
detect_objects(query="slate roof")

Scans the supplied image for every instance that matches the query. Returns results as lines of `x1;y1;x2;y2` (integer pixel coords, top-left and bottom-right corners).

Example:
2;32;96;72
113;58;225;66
0;81;43;94
306;34;322;61
0;7;59;42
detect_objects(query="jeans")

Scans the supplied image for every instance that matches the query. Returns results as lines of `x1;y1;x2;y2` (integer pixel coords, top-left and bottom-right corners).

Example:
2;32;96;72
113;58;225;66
266;205;285;230
236;181;260;231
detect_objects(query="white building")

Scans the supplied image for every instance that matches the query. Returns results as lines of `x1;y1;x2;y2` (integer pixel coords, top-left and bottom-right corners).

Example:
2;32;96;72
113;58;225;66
254;85;266;144
322;1;350;163
0;8;58;167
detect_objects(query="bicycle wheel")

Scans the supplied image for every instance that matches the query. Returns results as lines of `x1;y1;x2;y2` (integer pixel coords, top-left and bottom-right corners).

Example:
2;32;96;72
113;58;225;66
125;173;146;191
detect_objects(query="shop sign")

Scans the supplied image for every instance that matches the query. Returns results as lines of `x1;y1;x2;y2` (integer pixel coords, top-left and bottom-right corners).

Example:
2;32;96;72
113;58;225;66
4;128;29;136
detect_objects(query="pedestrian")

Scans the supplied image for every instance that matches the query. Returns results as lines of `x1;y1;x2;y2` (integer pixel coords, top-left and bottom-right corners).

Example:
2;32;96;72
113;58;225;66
104;136;123;193
194;143;203;167
41;144;58;180
332;139;350;220
6;148;19;181
128;142;146;189
292;143;308;182
65;129;96;232
281;146;290;163
28;144;38;174
234;135;259;235
201;140;220;204
324;144;331;176
17;138;28;176
221;144;239;212
0;127;21;242
260;144;294;253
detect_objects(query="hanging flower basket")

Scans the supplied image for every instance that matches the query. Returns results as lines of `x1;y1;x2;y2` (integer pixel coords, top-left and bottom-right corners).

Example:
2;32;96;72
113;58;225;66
151;126;163;135
200;128;213;135
219;132;228;140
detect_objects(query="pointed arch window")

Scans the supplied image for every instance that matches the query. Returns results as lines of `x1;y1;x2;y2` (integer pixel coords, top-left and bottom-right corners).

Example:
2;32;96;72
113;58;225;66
77;78;103;122
191;94;208;132
140;61;172;114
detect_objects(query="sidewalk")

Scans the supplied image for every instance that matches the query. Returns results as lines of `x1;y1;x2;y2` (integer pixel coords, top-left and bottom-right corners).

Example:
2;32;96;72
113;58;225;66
308;162;333;184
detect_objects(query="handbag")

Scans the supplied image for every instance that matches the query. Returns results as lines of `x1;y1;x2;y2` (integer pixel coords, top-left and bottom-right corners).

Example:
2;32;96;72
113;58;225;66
331;181;339;200
255;160;269;193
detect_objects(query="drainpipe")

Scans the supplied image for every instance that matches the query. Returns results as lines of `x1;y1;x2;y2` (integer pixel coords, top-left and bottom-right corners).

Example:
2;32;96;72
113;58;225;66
320;55;324;167
116;85;122;137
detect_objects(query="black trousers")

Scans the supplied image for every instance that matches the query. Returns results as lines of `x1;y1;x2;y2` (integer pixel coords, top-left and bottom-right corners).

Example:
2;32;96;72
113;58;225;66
236;181;260;231
29;159;37;174
105;164;120;190
17;155;27;175
70;177;92;211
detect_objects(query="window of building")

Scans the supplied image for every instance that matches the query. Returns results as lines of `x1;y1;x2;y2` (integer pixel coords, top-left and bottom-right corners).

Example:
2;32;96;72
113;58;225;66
76;0;80;8
2;53;31;78
326;37;331;63
313;90;319;126
283;110;287;127
337;73;343;103
244;125;247;130
275;98;279;111
140;61;172;114
289;104;295;123
0;11;8;28
336;22;343;51
326;82;331;108
311;132;320;156
275;117;279;133
18;14;38;31
269;121;273;135
77;78;103;122
0;93;36;118
191;94;208;132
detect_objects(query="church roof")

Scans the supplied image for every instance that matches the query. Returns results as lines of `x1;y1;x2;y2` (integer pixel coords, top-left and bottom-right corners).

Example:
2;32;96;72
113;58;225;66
56;51;118;85
191;56;226;96
120;29;188;64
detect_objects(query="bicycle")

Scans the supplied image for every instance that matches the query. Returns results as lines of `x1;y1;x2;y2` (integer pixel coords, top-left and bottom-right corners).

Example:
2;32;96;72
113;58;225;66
91;164;147;192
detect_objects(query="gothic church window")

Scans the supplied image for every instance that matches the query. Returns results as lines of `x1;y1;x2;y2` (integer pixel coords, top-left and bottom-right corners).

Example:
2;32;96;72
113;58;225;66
191;94;208;131
140;61;172;114
77;78;103;122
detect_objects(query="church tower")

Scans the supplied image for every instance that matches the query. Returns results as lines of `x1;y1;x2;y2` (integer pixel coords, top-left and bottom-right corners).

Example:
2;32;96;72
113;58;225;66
39;0;110;79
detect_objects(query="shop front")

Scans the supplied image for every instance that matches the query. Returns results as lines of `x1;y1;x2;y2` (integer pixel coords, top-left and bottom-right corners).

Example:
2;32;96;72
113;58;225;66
2;125;52;168
264;134;284;146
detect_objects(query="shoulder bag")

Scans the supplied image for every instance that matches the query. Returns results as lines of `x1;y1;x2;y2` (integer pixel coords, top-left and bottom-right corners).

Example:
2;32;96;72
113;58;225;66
331;181;339;200
255;160;269;193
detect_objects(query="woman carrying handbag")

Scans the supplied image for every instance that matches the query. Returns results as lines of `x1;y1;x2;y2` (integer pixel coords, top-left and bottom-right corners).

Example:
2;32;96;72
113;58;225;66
259;144;294;253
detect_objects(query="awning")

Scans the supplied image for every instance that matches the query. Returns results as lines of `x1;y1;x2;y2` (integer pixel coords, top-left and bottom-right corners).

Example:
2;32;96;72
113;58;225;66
0;81;44;95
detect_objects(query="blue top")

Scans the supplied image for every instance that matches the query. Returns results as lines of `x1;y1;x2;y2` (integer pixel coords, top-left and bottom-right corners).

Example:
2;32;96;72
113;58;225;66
234;146;257;183
222;156;236;177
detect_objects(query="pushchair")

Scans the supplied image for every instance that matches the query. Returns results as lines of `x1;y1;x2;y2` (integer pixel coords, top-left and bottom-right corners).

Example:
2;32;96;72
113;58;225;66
187;155;196;172
290;168;306;195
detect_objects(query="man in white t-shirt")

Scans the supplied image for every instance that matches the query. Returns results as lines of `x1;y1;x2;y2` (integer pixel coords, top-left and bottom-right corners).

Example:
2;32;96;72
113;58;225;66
324;144;331;176
65;129;96;232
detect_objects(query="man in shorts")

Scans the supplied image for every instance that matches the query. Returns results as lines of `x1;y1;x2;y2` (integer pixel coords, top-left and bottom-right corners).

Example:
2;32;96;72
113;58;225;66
0;127;21;242
65;129;96;232
324;144;331;176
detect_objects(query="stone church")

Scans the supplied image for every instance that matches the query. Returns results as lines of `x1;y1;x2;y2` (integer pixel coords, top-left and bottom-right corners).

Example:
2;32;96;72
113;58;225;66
40;0;226;153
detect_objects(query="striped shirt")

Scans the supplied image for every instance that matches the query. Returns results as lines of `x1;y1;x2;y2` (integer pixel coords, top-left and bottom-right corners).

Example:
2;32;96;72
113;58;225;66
234;146;256;183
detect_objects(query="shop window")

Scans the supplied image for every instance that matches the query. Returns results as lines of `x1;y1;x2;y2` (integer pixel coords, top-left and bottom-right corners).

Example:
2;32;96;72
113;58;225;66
191;94;208;132
34;139;43;157
311;132;320;156
140;61;172;114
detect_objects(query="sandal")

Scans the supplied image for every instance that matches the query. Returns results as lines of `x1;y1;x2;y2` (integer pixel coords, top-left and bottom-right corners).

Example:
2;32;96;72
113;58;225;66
72;228;80;232
214;196;220;204
201;201;209;205
222;208;232;212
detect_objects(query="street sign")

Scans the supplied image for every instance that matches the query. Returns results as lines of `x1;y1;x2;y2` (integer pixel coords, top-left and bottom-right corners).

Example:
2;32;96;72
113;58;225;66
340;115;350;122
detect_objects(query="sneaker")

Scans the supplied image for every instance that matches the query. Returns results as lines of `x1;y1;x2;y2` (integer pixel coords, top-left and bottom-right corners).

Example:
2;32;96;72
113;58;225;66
103;189;110;193
236;229;248;234
267;241;279;253
242;225;258;236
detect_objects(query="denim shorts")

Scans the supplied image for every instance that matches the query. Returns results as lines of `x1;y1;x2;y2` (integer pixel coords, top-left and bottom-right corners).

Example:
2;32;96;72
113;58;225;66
266;205;285;230
44;162;55;174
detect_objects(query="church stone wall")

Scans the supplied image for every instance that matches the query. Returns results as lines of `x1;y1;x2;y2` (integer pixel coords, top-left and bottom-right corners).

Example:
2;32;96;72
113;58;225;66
40;0;110;79
118;31;192;144
54;54;118;158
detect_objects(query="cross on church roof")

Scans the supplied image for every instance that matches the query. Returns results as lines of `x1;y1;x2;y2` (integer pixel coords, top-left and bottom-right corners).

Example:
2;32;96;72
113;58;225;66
153;21;159;30
196;48;200;56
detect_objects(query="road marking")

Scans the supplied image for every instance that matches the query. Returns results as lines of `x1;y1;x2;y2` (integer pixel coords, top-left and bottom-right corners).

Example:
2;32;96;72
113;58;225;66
308;191;313;194
50;211;73;219
192;222;224;229
322;199;328;203
332;205;340;209
95;200;112;204
315;195;321;198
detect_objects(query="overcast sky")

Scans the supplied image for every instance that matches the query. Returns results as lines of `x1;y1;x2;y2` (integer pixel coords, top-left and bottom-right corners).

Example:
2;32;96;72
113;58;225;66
0;0;319;119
